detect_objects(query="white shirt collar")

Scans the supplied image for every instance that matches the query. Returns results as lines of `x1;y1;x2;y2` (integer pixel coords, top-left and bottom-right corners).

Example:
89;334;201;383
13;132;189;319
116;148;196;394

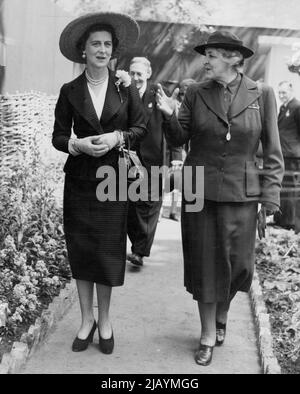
87;78;109;119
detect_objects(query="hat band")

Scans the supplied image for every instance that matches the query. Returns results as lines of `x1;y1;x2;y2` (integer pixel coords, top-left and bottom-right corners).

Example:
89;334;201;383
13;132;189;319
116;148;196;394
206;39;243;46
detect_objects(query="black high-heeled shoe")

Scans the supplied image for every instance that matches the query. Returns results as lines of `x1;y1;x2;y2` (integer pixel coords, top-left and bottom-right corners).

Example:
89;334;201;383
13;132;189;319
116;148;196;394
99;328;114;354
216;321;226;346
72;320;97;352
194;343;214;366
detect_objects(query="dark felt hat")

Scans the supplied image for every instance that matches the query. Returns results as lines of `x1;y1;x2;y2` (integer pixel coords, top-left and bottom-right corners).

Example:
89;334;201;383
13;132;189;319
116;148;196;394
194;30;254;59
59;12;140;63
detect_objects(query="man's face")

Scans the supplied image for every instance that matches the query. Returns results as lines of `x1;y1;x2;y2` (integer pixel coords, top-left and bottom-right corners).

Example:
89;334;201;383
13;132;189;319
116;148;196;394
129;62;150;91
278;83;293;105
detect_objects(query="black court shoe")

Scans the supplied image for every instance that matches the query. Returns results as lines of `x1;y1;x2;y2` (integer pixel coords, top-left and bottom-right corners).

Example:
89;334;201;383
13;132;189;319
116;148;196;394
99;329;114;354
127;253;144;267
169;213;179;221
216;321;227;346
72;320;97;352
194;343;214;366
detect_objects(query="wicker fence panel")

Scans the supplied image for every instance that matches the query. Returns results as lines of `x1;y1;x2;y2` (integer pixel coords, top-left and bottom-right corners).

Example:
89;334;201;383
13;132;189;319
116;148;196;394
0;92;65;175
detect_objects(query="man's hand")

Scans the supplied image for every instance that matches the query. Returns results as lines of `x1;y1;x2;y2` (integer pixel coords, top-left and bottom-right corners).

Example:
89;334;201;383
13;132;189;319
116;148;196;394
170;160;183;172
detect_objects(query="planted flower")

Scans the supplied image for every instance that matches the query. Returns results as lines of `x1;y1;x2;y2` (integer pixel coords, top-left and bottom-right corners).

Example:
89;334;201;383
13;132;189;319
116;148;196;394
0;160;70;362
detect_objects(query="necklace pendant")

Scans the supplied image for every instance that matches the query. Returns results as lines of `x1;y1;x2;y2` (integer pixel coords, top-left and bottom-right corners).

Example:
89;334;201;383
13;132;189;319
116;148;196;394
226;131;231;141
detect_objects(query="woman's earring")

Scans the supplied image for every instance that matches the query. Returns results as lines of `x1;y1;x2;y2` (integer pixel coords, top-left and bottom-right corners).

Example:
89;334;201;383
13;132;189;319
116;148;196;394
82;51;86;59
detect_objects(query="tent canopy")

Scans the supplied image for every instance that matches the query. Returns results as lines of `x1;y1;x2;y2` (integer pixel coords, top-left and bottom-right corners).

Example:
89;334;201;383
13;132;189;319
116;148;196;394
117;21;300;87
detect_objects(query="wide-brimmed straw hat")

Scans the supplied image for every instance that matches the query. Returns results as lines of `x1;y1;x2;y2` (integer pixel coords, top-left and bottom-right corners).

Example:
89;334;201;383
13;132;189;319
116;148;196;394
194;30;254;59
59;12;140;63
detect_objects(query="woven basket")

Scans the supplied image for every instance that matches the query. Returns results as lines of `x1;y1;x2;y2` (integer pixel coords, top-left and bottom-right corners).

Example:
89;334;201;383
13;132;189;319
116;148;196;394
0;92;65;175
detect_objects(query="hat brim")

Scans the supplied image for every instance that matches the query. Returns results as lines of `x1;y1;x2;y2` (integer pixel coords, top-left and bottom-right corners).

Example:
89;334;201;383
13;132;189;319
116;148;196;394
194;43;254;59
59;12;140;64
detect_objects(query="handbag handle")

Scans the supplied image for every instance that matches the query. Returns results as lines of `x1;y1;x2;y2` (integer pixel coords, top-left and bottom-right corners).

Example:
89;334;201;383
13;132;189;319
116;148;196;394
117;130;130;153
126;132;130;151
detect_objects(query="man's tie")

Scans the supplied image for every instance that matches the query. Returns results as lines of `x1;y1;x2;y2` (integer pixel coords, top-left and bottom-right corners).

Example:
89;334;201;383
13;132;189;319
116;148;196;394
278;105;286;121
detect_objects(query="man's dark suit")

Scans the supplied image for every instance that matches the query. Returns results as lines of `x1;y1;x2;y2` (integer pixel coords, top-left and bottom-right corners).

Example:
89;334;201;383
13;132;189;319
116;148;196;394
127;83;182;258
274;97;300;230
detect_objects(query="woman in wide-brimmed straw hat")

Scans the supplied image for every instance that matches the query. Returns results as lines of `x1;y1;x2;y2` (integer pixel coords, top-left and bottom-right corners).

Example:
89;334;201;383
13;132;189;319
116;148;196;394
156;30;284;366
52;12;147;355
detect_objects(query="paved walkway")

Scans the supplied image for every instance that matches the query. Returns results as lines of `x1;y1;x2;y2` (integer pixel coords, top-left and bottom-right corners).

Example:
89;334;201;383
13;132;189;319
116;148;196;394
20;212;261;374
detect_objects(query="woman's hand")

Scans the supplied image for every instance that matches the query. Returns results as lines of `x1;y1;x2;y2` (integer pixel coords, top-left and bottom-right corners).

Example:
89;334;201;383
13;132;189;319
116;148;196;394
257;206;267;239
156;83;179;117
76;136;110;157
96;131;119;150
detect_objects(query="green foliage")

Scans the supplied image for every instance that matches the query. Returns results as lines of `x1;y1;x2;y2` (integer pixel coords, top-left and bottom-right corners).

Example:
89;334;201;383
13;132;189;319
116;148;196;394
131;0;209;23
256;227;300;374
0;160;70;340
63;0;210;24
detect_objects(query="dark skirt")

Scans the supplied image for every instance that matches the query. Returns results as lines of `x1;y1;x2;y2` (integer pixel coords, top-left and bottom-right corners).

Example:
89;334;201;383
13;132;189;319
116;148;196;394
63;174;128;286
182;199;258;302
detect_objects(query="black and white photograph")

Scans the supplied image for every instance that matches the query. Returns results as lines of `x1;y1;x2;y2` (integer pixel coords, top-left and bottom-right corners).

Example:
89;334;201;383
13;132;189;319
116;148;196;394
0;0;300;378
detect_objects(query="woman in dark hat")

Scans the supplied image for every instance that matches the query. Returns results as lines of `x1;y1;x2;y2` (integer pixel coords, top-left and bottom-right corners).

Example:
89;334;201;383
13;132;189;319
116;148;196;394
52;12;147;354
156;30;284;366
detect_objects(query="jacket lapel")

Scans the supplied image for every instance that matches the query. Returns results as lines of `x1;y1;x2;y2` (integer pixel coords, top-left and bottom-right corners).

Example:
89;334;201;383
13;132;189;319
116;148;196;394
68;72;103;133
198;81;228;124
229;76;260;119
198;76;261;123
100;69;124;126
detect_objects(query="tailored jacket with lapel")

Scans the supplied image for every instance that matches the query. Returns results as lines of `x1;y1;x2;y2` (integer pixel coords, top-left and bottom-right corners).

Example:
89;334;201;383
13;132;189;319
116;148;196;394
52;70;147;180
164;74;284;206
136;83;182;173
278;97;300;158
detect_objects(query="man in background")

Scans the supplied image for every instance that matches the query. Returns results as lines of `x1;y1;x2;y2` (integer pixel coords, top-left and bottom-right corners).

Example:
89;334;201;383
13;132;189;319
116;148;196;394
274;81;300;231
127;57;182;267
165;78;197;221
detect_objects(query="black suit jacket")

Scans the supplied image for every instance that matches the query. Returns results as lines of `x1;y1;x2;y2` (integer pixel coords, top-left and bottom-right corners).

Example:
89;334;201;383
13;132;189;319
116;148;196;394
52;70;147;179
164;74;284;206
278;97;300;158
137;83;182;172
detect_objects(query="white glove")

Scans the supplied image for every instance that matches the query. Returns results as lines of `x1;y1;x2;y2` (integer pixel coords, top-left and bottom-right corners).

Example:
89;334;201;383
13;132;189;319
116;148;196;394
76;136;110;157
94;131;120;150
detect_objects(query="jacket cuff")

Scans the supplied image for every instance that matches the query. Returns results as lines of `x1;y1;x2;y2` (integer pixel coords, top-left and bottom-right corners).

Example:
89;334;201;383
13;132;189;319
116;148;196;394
261;201;279;214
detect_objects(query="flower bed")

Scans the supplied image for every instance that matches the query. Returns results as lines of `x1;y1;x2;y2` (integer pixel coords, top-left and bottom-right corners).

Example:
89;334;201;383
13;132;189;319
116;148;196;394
255;226;300;374
1;157;300;373
0;160;71;363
